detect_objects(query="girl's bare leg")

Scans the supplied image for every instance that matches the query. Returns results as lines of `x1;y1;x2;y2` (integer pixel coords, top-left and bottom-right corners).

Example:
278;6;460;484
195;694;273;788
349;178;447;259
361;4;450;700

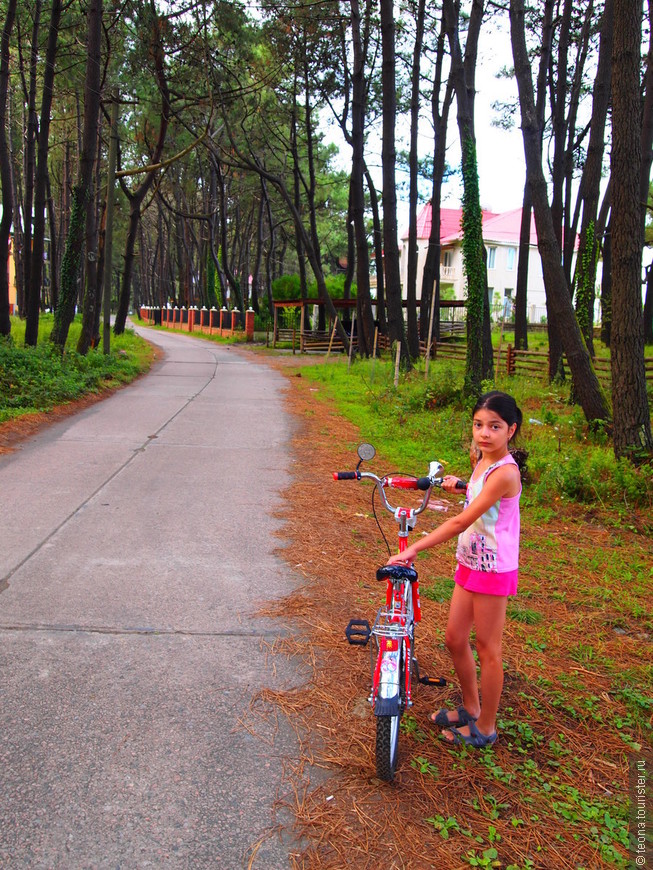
443;584;481;720
444;592;508;739
472;592;508;735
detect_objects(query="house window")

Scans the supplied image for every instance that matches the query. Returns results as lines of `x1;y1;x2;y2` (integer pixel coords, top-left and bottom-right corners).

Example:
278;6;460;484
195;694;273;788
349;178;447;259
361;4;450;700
443;250;452;268
487;247;496;269
506;247;516;270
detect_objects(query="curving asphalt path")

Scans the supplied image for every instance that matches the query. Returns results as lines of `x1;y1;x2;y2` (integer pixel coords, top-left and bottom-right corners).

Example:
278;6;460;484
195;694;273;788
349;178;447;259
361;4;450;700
0;326;307;868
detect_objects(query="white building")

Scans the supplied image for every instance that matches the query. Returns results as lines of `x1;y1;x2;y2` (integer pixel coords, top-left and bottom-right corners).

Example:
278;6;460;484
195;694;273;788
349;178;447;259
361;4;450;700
400;203;558;323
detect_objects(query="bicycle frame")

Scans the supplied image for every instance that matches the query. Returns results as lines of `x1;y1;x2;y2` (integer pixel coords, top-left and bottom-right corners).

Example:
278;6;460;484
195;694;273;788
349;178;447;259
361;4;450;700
371;504;422;716
337;444;463;781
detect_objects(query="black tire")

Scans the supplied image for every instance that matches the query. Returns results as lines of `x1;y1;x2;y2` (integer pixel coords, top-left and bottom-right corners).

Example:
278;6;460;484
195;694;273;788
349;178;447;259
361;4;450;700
376;712;401;781
375;644;405;782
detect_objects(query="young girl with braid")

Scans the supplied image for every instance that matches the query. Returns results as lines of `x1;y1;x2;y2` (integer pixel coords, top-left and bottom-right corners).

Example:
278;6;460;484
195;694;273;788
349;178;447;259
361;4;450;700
386;391;524;747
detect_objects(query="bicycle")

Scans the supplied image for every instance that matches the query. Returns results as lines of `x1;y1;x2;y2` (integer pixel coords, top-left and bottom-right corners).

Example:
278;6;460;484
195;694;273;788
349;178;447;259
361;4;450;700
334;443;465;782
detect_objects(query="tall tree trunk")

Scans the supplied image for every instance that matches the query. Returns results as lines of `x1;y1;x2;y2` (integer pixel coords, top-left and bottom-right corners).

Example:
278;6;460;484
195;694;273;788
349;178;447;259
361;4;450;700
514;190;531;350
22;0;42;325
77;113;103;354
216;160;243;312
25;0;62;347
250;190;264;314
420;19;453;344
380;0;409;364
640;0;653;345
514;0;554;351
600;216;612;346
46;171;58;311
366;167;386;332
50;0;103;350
350;0;375;356
562;2;593;283
290;79;310;321
444;0;493;394
9;87;24;317
0;0;17;337
610;0;652;457
114;4;170;335
405;0;426;360
643;263;653;346
302;46;325;333
510;0;611;423
547;0;571;376
573;0;613;358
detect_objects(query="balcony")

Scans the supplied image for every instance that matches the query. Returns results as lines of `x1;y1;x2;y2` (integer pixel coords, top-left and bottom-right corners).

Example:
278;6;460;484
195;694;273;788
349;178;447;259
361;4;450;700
440;265;458;282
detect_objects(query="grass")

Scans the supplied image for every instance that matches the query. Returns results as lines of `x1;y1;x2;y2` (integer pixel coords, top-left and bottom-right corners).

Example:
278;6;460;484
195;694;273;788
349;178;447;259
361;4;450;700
291;350;653;519
0;314;154;423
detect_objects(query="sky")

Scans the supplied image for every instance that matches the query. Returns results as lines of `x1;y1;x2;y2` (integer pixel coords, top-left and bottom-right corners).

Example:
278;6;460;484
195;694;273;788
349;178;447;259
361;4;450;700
323;19;530;234
441;29;527;215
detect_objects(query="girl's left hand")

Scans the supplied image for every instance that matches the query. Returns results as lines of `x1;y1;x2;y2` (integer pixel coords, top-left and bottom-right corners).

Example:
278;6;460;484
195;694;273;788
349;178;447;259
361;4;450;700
441;475;464;493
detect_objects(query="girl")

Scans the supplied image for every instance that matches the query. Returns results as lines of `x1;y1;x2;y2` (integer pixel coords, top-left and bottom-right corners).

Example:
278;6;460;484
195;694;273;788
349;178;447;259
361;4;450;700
386;391;523;748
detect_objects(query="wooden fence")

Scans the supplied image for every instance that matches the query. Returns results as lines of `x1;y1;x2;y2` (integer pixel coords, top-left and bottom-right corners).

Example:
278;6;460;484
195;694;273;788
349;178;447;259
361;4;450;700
504;345;653;384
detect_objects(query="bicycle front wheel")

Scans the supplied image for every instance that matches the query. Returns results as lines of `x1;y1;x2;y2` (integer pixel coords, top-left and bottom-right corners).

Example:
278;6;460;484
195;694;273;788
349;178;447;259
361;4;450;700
375;643;405;782
376;712;401;781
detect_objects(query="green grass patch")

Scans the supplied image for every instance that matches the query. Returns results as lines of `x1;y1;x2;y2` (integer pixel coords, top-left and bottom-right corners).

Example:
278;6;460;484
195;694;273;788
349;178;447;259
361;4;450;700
0;315;153;423
292;352;653;513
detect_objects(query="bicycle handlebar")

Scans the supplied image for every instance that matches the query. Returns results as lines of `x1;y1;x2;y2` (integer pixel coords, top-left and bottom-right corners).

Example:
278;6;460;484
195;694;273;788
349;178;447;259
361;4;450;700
333;465;467;518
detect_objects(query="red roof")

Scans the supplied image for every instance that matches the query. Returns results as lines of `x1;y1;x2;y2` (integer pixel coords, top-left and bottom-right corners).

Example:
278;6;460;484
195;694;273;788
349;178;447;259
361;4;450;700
481;208;538;246
402;202;537;246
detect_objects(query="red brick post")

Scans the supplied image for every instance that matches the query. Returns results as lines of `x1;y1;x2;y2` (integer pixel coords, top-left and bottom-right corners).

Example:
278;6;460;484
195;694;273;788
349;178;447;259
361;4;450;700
245;307;255;341
231;308;239;334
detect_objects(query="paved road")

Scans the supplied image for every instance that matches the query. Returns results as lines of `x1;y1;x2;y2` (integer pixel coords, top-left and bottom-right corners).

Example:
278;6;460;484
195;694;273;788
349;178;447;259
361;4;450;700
0;327;306;868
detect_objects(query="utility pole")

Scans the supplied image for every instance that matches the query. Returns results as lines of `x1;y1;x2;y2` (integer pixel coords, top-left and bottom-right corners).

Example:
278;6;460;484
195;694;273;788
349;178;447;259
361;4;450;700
103;88;118;354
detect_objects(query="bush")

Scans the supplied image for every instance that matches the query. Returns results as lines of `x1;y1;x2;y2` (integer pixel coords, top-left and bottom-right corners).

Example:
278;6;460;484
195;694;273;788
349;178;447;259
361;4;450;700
271;273;357;302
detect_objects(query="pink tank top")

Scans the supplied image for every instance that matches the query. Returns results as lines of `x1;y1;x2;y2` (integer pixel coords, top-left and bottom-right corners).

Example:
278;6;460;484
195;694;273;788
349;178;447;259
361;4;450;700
455;453;521;573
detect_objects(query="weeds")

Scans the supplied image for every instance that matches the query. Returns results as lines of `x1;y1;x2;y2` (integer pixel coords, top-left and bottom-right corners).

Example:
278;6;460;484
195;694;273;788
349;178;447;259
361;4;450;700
1;315;152;423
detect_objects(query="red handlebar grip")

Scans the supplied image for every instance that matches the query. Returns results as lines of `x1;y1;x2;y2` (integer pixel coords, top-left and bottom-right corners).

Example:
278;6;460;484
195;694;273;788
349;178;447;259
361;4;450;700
385;476;419;489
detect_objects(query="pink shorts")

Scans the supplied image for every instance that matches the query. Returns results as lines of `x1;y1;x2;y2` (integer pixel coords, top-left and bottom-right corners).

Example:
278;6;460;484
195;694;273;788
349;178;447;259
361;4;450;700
454;563;518;597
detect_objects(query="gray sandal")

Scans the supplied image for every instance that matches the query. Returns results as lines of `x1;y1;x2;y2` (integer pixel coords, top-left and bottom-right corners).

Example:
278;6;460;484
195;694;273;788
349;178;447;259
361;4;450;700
430;705;478;728
442;720;497;748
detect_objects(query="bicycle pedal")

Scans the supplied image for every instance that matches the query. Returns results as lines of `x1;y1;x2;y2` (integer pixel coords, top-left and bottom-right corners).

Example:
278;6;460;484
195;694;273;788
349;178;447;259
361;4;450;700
345;619;371;646
418;675;447;688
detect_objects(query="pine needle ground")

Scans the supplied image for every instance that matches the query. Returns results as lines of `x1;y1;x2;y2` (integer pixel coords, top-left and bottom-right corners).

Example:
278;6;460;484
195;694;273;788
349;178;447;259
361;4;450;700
245;351;650;870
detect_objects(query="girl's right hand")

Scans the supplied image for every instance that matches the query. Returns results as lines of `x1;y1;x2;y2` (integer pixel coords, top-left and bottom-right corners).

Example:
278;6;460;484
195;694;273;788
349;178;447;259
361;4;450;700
387;548;415;566
441;475;464;493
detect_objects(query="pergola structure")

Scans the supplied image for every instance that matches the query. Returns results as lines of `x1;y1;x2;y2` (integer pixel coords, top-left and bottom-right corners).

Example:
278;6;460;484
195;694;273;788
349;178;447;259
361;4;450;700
272;298;357;350
271;297;467;352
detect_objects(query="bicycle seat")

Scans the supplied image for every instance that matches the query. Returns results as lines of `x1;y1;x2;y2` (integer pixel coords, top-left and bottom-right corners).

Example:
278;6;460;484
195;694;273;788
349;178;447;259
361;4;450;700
376;565;418;583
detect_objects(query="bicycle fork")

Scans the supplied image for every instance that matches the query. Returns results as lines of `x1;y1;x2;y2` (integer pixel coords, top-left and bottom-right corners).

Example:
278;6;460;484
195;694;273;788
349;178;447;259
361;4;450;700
370;580;414;717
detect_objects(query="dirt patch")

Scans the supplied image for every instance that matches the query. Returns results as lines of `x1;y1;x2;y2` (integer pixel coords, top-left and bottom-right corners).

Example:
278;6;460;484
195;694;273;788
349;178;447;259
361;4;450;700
0;393;112;455
244;350;648;870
